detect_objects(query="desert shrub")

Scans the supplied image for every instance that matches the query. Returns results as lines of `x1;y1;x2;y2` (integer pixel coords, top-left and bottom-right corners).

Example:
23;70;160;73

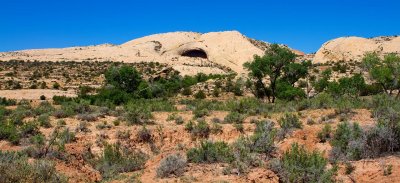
0;151;67;182
53;100;92;118
383;164;393;176
188;120;210;139
360;83;383;96
194;90;206;99
223;111;245;123
20;121;40;138
187;141;234;163
225;97;260;114
174;116;184;125
251;120;277;155
113;120;120;126
116;130;131;140
270;143;337;183
56;127;76;151
0;97;17;106
345;162;355;175
75;121;91;133
354;125;400;159
0;122;20;145
234;123;244;133
52;95;73;105
91;143;148;179
53;110;69;119
124;103;153;125
233;79;244;96
334;96;354;115
77;113;98;122
53;82;60;89
156;154;187;178
317;124;332;143
279;113;301;129
57;119;66;126
227;137;262;175
96;121;112;130
278;113;302;138
167;113;178;121
180;99;227;112
181;87;192;96
40;95;46;100
10;105;33;125
34;101;55;116
193;108;209;118
136;126;153;143
211;123;223;134
329;122;364;161
185;120;194;132
38;114;52;128
212;87;220;97
309;92;334;109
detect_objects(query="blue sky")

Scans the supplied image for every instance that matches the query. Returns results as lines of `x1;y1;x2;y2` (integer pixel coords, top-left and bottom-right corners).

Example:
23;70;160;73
1;0;399;53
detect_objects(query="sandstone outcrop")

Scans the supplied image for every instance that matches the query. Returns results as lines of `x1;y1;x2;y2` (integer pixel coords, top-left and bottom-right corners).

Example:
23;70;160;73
314;36;400;63
0;31;304;75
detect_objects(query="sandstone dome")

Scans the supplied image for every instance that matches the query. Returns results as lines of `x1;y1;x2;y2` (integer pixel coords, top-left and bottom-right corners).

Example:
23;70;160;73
314;36;400;63
0;31;303;75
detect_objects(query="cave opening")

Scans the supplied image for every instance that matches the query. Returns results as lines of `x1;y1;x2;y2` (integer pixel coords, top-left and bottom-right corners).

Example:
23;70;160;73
181;49;208;59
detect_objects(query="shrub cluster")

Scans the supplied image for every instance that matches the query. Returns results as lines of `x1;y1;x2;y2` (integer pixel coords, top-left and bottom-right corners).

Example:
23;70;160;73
90;143;148;179
270;143;337;183
0;151;67;182
156;154;187;178
186;141;234;163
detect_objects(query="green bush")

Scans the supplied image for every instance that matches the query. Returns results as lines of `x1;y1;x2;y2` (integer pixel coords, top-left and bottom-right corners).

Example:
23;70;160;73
223;111;245;123
34;101;55;116
193;108;209;118
278;113;302;131
156;154;187;178
187;120;210;139
38;114;52;128
211;123;223;134
181;87;192;96
317;124;332;143
270;143;337;183
0;122;20;145
187;141;234;163
329;122;363;161
124;102;153;125
52;96;73;105
105;65;143;93
0;97;17;106
0;151;67;182
251;120;277;155
194;90;206;99
227;137;262;174
91;143;148;179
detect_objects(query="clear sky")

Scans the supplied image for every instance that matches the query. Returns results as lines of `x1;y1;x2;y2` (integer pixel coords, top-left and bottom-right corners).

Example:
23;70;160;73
1;0;399;53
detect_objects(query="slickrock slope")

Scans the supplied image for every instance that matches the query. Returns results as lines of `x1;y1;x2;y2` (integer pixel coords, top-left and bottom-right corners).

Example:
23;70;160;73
0;31;303;75
314;36;400;63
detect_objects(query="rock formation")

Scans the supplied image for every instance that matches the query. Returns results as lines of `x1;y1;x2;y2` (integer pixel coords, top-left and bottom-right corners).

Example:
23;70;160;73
0;31;303;75
314;36;400;63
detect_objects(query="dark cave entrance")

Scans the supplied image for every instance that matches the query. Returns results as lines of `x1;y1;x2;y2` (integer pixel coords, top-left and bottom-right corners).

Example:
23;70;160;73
181;49;208;59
